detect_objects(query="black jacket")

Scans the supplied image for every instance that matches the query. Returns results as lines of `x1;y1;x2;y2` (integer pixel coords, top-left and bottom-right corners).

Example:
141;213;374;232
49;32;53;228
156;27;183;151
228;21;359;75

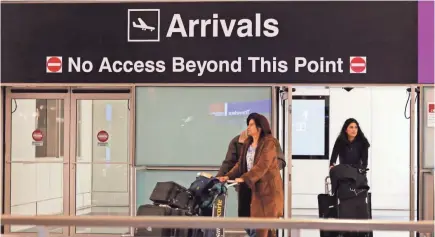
329;164;370;200
330;138;369;168
216;135;244;177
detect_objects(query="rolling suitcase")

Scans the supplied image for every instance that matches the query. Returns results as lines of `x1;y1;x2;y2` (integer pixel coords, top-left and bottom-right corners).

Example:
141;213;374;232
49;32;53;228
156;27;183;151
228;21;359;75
134;204;176;237
337;192;373;237
135;204;191;237
149;181;196;214
318;176;339;237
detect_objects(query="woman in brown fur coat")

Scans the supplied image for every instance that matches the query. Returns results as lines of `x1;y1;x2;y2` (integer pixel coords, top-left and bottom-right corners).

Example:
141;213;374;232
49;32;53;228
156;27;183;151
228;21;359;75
218;113;284;237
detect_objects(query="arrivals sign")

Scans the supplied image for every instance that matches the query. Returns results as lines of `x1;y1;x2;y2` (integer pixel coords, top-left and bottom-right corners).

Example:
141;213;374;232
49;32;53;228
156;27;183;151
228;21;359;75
0;2;423;84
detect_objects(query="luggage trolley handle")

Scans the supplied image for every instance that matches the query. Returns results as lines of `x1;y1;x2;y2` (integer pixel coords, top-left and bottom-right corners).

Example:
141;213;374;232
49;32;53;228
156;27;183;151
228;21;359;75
207;180;238;194
225;180;239;188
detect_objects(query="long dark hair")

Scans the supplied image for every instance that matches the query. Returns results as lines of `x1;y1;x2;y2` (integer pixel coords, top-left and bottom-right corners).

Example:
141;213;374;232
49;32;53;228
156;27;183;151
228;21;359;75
246;113;272;139
336;118;370;148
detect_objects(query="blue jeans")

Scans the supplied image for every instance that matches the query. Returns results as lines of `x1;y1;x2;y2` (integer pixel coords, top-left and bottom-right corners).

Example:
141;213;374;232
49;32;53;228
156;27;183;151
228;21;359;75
245;229;256;237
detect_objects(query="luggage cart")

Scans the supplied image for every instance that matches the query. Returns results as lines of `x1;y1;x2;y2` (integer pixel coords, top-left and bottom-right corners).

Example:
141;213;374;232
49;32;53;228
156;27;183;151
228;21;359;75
209;181;238;237
323;170;373;237
192;181;237;237
317;176;339;237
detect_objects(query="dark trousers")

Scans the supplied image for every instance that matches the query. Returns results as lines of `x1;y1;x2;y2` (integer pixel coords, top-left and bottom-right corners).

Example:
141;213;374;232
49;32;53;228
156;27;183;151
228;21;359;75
238;184;256;236
238;185;277;237
238;183;252;217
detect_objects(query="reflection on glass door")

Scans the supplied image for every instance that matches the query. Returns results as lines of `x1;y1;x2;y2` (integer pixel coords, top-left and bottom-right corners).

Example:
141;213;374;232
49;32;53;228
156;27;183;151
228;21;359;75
72;98;130;235
5;94;69;234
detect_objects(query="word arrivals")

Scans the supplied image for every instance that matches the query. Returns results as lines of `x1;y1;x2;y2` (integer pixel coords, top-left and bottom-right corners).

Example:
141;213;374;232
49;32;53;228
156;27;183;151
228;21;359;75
166;13;279;38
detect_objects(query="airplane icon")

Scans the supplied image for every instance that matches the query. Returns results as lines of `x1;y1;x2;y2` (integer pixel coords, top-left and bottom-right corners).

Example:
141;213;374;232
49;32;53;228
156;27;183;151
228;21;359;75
132;18;155;32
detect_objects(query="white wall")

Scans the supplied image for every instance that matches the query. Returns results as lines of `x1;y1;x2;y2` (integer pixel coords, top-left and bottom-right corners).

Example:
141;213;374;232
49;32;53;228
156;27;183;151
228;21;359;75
291;86;412;237
370;87;411;210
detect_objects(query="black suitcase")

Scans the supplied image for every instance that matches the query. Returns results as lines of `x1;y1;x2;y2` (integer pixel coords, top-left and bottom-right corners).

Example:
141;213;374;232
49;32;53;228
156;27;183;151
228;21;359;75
338;191;373;237
150;181;196;213
318;177;340;237
135;204;191;237
173;208;191;237
135;204;175;237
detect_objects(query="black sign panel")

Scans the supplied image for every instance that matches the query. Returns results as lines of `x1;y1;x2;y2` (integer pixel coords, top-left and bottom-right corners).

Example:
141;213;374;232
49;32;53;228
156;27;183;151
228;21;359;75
1;2;418;84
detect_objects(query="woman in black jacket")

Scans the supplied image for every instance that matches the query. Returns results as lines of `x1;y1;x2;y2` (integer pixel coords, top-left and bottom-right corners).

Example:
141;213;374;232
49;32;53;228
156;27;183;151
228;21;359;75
330;118;371;169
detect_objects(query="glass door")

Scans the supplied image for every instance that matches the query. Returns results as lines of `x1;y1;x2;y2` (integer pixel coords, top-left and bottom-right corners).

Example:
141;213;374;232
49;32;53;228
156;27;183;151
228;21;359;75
4;88;70;236
419;86;434;237
275;86;293;237
69;89;133;236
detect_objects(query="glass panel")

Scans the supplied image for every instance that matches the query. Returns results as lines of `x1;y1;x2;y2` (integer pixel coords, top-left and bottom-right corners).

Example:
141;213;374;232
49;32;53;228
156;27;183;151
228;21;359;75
135;87;272;166
423;86;434;168
136;170;238;218
75;163;129;234
76;100;129;163
10;163;63;233
11;99;64;162
75;99;130;234
290;87;412;237
9;98;64;233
